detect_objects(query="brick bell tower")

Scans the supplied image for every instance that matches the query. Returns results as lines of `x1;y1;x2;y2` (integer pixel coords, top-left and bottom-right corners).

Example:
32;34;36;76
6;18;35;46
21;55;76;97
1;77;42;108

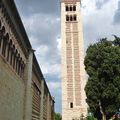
61;0;87;120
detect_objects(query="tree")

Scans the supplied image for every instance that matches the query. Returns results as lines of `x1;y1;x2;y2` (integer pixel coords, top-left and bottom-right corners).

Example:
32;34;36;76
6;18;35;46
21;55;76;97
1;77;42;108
112;35;120;47
87;112;97;120
84;37;120;120
54;113;62;120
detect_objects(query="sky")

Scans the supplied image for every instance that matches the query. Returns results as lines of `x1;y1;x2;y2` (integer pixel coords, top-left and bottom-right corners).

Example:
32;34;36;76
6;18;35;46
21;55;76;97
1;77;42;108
14;0;120;113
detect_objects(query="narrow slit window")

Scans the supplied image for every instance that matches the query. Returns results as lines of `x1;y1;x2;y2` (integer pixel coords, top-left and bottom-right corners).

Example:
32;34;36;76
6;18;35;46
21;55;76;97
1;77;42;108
70;102;73;108
73;6;76;11
66;6;69;11
70;6;72;11
2;37;6;57
66;15;69;21
70;16;73;21
74;15;77;21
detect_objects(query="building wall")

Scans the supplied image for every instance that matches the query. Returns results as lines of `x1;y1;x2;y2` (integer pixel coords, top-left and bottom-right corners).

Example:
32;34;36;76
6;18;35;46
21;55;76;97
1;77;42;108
31;71;55;120
0;52;25;120
0;0;54;120
0;1;26;119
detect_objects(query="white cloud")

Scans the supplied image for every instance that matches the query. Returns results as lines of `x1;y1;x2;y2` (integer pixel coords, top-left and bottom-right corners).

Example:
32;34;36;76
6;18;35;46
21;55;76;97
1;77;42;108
113;1;120;24
47;81;61;90
22;13;60;47
42;63;61;75
82;0;120;50
82;0;96;14
56;37;61;52
35;45;49;57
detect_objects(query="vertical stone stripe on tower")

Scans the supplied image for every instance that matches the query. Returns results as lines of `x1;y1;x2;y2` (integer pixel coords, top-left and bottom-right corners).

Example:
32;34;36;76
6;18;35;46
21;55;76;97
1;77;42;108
72;23;81;106
66;23;73;102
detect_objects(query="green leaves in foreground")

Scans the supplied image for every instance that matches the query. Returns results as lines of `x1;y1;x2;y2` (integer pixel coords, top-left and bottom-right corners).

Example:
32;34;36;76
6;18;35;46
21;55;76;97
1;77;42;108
54;113;62;120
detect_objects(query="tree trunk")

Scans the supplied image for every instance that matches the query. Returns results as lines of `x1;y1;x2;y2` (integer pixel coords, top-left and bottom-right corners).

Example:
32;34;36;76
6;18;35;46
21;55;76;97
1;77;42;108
99;101;106;120
102;113;106;120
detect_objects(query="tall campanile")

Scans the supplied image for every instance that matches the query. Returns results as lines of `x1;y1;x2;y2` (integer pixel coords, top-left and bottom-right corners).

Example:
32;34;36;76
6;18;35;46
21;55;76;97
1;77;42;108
61;0;87;120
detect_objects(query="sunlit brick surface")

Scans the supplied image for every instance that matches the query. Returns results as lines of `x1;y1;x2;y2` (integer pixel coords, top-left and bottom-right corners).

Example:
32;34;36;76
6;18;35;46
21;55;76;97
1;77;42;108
61;0;87;120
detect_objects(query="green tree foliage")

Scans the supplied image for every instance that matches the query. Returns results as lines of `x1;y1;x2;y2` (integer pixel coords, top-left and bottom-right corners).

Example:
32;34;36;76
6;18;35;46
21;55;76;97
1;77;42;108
87;113;97;120
84;37;120;120
54;113;62;120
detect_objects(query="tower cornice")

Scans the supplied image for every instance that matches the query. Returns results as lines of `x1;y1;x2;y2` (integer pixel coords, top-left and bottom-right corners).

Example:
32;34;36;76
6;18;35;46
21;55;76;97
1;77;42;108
61;0;80;3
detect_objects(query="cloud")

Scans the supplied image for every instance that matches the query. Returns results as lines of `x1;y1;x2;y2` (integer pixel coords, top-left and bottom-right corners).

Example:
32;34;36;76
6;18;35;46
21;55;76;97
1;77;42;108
113;1;120;24
15;0;60;16
36;62;61;76
82;0;120;50
95;0;110;10
23;13;60;46
47;82;61;90
22;13;61;63
81;0;110;11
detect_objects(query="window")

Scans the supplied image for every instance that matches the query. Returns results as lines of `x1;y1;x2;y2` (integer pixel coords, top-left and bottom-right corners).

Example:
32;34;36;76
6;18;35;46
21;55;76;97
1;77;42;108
66;15;69;21
2;36;7;57
70;6;72;11
73;6;76;11
70;15;73;21
66;5;76;12
66;15;77;22
9;40;13;64
0;26;5;53
70;102;73;108
74;15;77;21
66;6;69;11
17;53;20;73
2;33;9;57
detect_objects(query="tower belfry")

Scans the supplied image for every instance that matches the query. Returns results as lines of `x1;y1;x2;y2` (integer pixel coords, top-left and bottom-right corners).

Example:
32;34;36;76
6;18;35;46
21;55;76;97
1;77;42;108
61;0;87;120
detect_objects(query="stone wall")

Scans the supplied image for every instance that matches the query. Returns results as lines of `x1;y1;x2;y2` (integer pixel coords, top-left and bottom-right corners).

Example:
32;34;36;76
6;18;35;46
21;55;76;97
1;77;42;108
0;56;25;120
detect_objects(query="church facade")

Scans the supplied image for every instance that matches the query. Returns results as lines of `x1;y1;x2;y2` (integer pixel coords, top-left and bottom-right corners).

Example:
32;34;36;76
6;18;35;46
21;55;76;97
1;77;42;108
0;0;54;120
61;0;87;120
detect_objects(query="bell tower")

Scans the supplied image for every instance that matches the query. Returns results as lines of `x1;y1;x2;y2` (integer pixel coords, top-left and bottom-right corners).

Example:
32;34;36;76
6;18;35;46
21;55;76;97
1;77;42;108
61;0;87;120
